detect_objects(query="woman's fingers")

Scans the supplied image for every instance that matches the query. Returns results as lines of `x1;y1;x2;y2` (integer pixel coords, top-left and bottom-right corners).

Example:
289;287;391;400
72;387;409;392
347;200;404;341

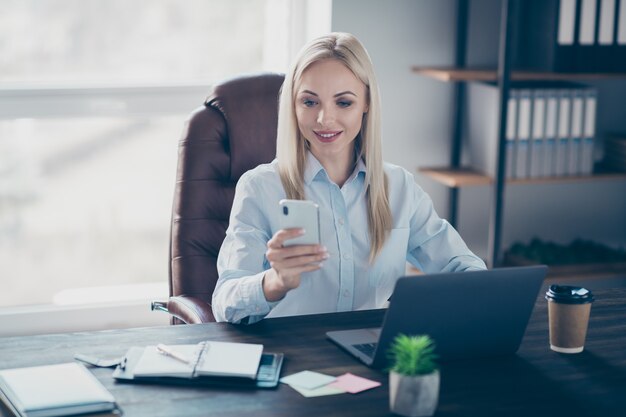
267;228;304;249
269;253;327;271
267;244;325;262
264;228;327;295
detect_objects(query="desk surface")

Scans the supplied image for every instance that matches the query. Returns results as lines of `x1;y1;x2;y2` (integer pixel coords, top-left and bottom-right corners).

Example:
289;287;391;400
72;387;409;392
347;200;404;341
1;287;625;417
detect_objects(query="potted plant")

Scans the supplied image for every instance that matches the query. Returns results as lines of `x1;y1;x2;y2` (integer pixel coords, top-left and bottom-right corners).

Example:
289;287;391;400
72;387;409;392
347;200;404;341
388;334;440;417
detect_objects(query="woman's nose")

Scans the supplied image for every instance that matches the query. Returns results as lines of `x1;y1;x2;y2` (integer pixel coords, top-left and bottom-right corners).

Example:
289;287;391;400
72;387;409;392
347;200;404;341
317;107;335;125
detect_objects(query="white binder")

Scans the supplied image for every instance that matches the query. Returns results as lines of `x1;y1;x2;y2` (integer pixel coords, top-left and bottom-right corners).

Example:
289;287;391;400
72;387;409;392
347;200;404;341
544;90;559;177
569;90;585;175
530;89;546;178
506;90;519;179
559;0;578;44
556;89;572;177
516;89;532;179
581;89;598;174
580;0;598;45
619;0;626;44
599;0;616;45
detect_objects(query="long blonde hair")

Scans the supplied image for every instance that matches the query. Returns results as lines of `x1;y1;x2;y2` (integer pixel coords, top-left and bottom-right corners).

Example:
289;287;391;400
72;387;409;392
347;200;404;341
276;32;392;262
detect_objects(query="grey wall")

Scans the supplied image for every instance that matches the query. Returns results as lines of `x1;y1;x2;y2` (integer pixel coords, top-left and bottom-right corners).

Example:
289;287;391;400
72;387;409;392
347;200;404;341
332;0;626;260
330;0;458;223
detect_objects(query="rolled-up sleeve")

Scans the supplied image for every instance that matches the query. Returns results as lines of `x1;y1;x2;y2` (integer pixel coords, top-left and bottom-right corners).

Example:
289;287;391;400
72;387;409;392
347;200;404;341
212;172;276;324
406;181;486;273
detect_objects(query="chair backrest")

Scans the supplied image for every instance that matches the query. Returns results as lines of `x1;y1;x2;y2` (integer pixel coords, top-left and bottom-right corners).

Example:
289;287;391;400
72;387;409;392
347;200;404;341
169;73;285;305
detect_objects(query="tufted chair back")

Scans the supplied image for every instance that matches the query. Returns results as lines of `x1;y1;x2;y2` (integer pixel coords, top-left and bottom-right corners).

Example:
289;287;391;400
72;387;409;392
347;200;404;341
163;73;284;324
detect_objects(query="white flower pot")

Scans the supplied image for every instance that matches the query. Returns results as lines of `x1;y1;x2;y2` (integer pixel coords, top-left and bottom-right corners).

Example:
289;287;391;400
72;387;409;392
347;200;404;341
389;370;440;417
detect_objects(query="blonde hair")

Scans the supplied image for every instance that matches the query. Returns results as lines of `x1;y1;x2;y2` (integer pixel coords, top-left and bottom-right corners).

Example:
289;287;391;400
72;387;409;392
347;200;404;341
276;32;392;262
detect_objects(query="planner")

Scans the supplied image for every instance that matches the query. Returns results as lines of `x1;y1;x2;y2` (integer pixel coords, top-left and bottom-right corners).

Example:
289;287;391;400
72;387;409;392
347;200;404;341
0;362;118;417
128;341;263;379
113;343;283;389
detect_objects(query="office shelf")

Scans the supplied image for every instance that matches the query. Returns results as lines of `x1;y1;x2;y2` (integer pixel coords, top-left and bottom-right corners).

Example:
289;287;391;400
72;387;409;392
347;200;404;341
411;66;626;82
418;166;626;188
417;167;492;187
413;1;626;267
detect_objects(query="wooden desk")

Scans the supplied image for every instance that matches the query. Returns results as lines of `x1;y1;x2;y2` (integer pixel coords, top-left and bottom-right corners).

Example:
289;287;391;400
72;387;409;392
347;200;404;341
1;287;625;417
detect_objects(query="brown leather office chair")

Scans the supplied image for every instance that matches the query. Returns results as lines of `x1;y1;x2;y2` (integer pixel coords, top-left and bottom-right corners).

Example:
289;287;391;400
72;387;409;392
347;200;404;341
152;73;284;324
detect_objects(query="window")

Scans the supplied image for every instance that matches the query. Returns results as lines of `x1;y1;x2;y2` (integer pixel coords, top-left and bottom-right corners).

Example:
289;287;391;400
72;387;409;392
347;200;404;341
1;0;267;85
0;0;331;321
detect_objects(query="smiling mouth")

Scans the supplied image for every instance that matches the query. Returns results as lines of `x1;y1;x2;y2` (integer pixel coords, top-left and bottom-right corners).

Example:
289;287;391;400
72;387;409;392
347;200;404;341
314;130;342;142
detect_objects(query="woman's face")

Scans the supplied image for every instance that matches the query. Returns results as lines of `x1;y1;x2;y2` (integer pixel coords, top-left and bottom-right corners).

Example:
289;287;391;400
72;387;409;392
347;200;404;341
295;59;369;165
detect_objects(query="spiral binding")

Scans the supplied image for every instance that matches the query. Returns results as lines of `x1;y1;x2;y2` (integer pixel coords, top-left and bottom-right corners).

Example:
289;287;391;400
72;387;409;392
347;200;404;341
191;341;210;377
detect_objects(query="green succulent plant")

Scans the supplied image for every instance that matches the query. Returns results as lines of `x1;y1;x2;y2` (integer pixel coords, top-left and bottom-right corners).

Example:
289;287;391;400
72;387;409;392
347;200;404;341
388;334;438;376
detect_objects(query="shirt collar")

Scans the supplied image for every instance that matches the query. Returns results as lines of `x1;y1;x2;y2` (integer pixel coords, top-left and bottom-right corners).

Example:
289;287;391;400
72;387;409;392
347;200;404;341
303;151;367;185
303;151;326;184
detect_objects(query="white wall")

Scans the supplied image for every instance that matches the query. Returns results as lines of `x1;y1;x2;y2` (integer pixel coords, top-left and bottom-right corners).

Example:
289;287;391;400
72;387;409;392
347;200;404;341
332;0;626;260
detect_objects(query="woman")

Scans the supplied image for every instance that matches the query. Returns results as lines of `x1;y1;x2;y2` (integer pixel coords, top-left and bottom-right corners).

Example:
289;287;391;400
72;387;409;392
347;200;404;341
213;32;486;324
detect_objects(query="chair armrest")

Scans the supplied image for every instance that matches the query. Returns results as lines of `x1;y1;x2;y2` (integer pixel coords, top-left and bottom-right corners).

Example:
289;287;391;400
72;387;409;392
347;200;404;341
151;296;216;324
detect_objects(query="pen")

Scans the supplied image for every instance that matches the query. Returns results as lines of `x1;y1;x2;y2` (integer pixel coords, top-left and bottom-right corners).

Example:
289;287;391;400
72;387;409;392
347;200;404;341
156;343;190;364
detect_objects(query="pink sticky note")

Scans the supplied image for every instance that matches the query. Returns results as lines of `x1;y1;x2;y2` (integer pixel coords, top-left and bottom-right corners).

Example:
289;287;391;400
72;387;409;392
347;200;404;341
327;373;381;394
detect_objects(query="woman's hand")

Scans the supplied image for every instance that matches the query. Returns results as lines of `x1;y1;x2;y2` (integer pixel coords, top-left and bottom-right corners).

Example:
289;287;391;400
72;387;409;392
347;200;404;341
262;228;328;302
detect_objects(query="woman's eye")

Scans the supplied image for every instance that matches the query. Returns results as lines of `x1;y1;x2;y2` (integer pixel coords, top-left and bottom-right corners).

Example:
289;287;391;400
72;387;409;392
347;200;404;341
302;99;317;107
337;100;352;108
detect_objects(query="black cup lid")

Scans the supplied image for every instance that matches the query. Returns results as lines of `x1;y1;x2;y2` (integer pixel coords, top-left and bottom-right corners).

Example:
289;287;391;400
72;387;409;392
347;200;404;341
545;285;594;304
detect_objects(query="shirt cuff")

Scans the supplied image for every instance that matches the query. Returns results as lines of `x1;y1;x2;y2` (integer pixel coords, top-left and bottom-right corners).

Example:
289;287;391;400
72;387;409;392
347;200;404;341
244;270;285;316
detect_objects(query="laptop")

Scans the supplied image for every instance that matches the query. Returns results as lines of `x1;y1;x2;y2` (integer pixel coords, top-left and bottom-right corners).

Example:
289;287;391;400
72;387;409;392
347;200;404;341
326;265;547;368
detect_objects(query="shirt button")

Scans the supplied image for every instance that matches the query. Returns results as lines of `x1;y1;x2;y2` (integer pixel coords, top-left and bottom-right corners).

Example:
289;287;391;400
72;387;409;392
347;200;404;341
338;218;344;225
343;253;351;260
343;290;350;297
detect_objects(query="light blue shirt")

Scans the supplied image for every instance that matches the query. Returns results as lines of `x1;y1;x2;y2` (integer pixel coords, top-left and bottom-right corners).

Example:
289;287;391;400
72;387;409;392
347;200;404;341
213;152;486;323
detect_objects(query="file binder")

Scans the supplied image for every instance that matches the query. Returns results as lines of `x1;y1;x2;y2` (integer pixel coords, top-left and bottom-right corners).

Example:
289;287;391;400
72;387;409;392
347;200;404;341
516;90;532;179
557;0;580;70
575;0;600;69
569;89;585;175
619;0;626;44
506;90;519;179
581;89;598;174
555;89;572;176
560;0;578;44
544;90;559;177
579;0;598;45
598;0;616;44
530;90;546;178
512;0;626;72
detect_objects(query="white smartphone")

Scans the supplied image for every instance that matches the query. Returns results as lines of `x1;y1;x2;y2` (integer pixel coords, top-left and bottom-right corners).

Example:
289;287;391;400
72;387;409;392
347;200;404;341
278;199;320;246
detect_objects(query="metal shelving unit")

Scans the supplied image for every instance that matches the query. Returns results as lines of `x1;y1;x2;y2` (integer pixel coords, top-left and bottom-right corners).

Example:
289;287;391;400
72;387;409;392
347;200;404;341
414;0;626;268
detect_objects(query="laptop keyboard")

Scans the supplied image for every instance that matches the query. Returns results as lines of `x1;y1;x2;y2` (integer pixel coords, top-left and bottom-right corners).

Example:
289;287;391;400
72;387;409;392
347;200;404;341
353;342;377;358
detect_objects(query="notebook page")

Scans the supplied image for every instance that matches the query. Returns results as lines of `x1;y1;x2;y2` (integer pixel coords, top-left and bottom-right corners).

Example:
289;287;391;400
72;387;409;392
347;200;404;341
132;345;198;378
195;341;263;379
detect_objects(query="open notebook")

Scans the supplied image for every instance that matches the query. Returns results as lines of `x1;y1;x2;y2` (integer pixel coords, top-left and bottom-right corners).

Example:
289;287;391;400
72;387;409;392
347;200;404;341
130;341;263;379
